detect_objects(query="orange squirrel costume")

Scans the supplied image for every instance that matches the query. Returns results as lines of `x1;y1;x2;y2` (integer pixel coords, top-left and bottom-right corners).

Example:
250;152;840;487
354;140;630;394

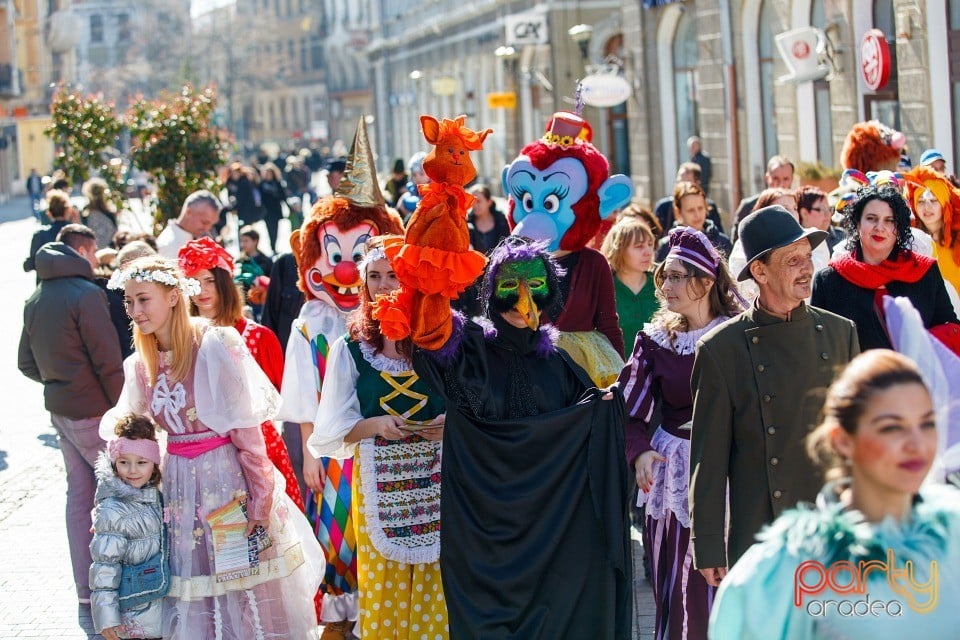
378;115;493;349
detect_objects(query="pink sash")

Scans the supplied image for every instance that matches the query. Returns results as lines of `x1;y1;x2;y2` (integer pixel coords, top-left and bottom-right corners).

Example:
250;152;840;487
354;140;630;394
167;434;231;459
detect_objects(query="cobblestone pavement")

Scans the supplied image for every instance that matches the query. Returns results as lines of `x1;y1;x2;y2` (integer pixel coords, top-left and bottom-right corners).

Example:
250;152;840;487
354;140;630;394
1;195;654;639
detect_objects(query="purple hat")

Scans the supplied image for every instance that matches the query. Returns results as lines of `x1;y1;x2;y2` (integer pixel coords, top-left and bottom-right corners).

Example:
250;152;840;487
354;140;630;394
664;227;721;278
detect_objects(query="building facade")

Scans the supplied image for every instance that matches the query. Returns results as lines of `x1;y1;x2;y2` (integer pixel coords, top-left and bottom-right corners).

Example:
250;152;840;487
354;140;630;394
0;0;78;197
367;0;627;188
72;0;190;104
621;0;960;223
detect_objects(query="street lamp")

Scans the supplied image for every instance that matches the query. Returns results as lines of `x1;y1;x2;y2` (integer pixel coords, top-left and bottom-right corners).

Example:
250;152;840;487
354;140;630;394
494;45;521;160
568;24;594;62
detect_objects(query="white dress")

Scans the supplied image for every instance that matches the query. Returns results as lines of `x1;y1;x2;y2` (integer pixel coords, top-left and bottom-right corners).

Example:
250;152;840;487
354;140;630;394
102;321;324;639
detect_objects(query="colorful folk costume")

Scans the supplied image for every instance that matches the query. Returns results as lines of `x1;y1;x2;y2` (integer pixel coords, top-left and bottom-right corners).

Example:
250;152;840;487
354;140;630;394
100;318;323;639
379;189;633;637
278;117;404;626
709;482;960;640
502;110;634;386
618;229;736;640
309;248;448;636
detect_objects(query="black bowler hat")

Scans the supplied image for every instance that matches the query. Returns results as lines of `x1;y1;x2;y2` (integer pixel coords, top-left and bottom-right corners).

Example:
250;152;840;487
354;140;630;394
737;205;827;282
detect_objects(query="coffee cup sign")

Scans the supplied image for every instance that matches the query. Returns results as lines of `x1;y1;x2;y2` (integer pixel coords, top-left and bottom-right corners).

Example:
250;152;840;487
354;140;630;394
860;29;892;91
774;27;830;83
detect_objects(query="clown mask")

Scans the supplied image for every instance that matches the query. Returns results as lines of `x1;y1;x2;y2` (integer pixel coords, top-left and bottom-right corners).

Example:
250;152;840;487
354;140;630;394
305;220;376;311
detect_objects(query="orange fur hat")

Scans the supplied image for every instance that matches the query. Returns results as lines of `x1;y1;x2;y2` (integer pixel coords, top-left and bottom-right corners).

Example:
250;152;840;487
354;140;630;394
840;120;906;173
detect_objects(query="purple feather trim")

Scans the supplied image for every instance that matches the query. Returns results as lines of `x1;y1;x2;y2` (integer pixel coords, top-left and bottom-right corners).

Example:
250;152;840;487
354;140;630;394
474;315;497;340
427;311;466;366
534;324;560;357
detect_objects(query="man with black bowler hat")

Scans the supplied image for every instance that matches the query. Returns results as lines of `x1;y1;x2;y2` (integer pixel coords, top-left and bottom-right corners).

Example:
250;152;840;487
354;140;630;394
688;205;860;587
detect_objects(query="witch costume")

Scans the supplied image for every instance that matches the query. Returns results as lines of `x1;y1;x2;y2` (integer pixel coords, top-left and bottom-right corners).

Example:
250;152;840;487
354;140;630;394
381;235;632;639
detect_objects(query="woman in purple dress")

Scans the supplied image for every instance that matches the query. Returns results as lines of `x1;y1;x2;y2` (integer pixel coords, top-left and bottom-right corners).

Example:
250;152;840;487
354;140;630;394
617;227;743;640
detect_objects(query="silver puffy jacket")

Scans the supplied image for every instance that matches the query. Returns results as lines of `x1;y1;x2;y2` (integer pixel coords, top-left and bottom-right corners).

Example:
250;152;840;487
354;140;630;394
89;453;163;638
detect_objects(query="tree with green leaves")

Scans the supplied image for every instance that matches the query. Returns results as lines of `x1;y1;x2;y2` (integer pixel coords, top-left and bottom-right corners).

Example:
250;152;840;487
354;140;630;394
127;85;230;229
45;86;127;212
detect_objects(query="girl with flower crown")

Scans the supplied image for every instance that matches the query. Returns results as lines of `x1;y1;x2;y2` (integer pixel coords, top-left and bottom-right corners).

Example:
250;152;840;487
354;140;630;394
177;236;305;512
308;236;448;638
101;256;323;639
617;227;743;640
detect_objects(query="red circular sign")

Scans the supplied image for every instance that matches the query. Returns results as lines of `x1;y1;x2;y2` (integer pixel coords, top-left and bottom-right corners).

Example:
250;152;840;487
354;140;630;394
860;28;892;91
792;40;811;60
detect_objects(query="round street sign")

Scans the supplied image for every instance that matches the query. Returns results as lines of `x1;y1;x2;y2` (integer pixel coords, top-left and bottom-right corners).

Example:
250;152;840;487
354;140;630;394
860;29;892;91
580;74;631;108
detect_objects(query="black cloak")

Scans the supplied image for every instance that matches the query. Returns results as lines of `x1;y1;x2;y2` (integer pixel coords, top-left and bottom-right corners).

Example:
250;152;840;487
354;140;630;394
414;319;632;639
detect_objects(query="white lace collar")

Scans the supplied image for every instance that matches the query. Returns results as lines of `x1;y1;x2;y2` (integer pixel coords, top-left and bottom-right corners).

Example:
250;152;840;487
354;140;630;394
644;316;729;355
358;339;413;375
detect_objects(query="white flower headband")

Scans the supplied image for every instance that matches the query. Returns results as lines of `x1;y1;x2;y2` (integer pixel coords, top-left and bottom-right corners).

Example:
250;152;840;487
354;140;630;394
107;266;202;298
358;246;388;282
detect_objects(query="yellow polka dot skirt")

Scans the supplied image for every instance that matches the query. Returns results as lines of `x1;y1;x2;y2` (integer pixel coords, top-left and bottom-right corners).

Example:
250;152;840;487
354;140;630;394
353;463;449;639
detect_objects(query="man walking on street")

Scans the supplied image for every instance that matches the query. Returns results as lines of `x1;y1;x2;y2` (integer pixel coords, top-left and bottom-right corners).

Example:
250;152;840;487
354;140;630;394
18;223;124;605
688;136;711;197
688;206;859;587
27;168;44;222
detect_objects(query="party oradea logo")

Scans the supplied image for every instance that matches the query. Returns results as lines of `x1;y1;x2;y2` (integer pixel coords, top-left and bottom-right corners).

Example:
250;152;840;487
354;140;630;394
794;550;938;617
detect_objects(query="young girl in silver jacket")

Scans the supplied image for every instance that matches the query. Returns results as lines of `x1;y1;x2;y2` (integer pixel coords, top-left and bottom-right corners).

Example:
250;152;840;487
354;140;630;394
90;414;164;640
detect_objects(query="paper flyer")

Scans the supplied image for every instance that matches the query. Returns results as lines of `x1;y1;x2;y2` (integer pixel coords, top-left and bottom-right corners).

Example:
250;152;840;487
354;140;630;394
205;495;272;582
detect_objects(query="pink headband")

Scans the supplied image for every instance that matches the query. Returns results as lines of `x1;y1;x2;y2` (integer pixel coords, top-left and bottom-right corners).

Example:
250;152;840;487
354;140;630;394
107;437;161;465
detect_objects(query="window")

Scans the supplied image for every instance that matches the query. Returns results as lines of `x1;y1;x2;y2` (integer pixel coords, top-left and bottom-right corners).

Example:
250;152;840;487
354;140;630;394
758;0;778;162
673;11;699;161
867;0;900;128
811;0;834;166
118;14;130;42
90;15;103;43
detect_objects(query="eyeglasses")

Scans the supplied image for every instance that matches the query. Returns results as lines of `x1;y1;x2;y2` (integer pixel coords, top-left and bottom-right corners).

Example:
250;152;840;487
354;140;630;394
660;273;695;284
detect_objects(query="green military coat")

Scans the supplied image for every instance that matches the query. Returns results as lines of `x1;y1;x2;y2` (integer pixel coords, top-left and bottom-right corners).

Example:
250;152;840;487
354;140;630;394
689;302;859;570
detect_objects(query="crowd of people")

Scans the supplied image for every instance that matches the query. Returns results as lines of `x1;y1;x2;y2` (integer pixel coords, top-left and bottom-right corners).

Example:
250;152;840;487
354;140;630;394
15;113;960;640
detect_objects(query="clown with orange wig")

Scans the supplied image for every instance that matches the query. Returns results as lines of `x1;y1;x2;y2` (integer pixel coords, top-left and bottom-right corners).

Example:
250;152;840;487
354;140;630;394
905;165;960;292
277;118;403;637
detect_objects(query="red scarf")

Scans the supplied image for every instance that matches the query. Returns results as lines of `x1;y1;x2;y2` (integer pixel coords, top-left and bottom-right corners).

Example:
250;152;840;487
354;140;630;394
830;251;935;289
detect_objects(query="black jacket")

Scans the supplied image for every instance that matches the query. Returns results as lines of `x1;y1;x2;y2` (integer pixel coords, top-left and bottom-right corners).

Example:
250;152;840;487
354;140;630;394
811;255;959;351
262;252;305;351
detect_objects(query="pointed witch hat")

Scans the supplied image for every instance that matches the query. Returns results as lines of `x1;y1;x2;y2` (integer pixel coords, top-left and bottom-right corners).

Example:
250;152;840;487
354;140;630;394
335;116;386;209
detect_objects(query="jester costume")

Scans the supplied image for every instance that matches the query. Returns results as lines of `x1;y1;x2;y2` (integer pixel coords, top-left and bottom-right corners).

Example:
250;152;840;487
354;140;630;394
278;117;404;626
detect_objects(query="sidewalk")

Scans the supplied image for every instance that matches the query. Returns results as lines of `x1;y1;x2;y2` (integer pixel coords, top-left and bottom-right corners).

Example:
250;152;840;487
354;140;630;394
1;194;655;638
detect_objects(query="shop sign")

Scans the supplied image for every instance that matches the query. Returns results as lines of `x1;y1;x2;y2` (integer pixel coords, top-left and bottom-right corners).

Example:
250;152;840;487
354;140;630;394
860;29;892;91
431;77;457;96
505;12;549;46
487;92;517;109
580;73;631;108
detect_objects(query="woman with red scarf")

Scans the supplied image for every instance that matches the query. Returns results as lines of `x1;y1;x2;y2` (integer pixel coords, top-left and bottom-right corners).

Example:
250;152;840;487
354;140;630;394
812;184;959;352
178;237;305;511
